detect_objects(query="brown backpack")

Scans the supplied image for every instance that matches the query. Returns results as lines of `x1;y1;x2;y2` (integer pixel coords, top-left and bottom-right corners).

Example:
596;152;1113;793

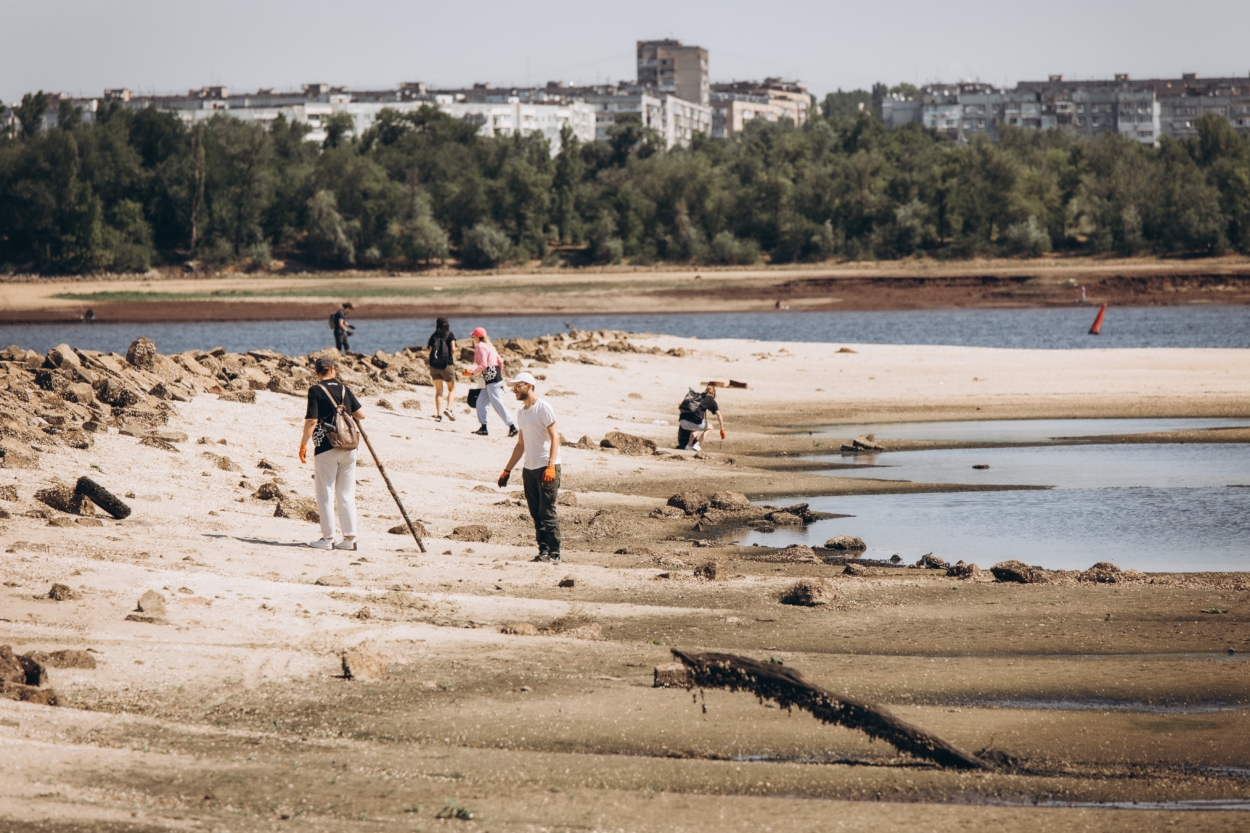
317;384;360;450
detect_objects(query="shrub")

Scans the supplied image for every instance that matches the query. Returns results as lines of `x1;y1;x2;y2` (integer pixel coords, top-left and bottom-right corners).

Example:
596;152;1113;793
460;222;511;269
1003;216;1052;257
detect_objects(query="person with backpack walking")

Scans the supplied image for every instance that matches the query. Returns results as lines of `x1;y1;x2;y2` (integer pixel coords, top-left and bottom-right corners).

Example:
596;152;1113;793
676;385;725;452
462;326;517;438
330;303;354;353
426;317;457;422
497;371;562;562
299;356;366;551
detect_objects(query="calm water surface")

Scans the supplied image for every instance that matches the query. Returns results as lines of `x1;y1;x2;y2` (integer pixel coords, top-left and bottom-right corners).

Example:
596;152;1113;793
2;305;1248;355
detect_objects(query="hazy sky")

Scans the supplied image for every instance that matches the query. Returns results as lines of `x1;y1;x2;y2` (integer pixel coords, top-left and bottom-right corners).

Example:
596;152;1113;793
4;0;1249;104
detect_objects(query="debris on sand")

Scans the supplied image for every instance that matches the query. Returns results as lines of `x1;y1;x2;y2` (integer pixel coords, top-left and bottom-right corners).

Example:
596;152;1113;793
666;490;709;515
947;561;982;579
314;575;350;587
125;590;169;624
556;491;578;507
450;525;491;542
842;434;885;453
668;650;994;771
388;520;429;537
914;553;949;570
990;560;1044;584
341;646;386;681
501;622;540;636
600;431;657;455
693;560;721;580
47;583;77;601
779;579;836;606
274;498;319;523
0;645;62;706
653;662;691;688
557;576;576;588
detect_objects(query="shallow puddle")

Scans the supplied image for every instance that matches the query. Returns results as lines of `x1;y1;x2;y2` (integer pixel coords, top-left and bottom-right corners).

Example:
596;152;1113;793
819;417;1249;444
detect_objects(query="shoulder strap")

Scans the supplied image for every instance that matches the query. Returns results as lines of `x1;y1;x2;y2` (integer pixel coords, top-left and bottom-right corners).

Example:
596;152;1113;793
316;383;344;410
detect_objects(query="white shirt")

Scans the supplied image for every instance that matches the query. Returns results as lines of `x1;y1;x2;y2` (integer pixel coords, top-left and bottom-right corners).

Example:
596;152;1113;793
516;398;559;470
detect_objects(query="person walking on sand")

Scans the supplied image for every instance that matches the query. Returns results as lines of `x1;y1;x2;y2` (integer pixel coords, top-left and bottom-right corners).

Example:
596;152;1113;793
331;303;354;354
677;385;726;452
427;317;457;422
462;326;517;438
299;356;365;551
497;371;562;562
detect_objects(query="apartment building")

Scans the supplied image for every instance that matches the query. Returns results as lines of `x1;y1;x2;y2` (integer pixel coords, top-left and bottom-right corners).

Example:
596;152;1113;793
709;78;811;138
636;39;709;106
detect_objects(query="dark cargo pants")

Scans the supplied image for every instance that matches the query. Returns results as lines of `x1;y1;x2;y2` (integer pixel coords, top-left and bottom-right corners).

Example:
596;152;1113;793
521;465;561;557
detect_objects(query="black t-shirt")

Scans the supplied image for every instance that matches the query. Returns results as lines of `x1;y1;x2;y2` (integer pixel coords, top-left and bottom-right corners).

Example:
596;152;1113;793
682;394;719;423
427;331;456;368
331;310;348;331
305;379;362;455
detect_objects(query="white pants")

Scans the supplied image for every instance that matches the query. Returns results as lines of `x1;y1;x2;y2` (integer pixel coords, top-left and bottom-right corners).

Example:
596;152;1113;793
313;447;357;540
476;381;515;428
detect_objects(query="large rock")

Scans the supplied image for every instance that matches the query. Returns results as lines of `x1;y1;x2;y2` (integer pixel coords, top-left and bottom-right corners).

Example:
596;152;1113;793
947;561;982;579
766;511;803;526
126;337;157;370
824;536;867;553
48;583;77;601
709;491;751;510
666;490;709;515
137;590;167;616
46;344;81;369
450;525;491;542
915;553;949;570
0;645;25;685
780;579;836;606
1079;562;1123;584
990;560;1044;584
93;377;143;408
653;662;691;688
599;431;656;456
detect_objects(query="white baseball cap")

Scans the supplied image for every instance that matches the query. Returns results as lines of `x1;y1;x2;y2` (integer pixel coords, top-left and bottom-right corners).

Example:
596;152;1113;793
509;371;538;387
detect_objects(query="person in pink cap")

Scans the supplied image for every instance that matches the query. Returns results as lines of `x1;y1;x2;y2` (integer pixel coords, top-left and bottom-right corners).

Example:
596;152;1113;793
462;326;517;437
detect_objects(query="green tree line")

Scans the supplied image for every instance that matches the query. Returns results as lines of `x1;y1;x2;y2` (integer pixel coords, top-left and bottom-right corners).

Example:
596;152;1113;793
2;91;1250;274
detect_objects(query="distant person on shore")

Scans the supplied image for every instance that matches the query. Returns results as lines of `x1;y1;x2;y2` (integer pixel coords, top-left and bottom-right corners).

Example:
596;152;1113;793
331;303;354;353
497;371;562;562
462;327;517;438
299;356;365;551
677;385;725;452
427;317;458;422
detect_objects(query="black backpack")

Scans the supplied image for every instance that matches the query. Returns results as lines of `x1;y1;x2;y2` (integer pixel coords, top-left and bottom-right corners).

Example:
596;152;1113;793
679;388;702;415
429;333;451;368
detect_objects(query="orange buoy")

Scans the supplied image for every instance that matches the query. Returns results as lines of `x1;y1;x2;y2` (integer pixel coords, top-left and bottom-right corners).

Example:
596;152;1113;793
1088;303;1107;335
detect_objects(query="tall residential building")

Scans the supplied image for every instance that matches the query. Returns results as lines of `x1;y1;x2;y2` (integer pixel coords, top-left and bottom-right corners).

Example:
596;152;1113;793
709;79;812;138
636;39;709;105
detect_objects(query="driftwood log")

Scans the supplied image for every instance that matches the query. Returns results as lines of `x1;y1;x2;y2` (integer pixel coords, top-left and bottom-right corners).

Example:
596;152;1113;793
74;476;131;519
670;649;992;771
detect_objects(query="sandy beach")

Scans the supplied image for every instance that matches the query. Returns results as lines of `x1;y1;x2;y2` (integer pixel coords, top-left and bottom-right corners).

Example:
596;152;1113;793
2;330;1249;830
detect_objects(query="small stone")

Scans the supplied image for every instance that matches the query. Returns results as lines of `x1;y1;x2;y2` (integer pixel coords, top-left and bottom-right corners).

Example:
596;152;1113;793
48;517;76;527
653;662;690;688
257;458;279;471
353;607;372;620
557;576;575;588
500;622;539;636
253;482;285;501
556;491;578;507
843;563;871;577
0;485;17;502
126;337;157;370
387;520;429;537
915;553;949;570
666;490;709;515
341;646;386;681
137;590;167;616
599;431;656;456
693;560;720;580
314;575;350;587
947;561;982;579
75;518;103;527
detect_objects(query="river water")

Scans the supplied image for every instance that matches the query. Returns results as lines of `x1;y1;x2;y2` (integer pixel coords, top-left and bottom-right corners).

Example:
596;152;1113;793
2;305;1248;355
735;424;1250;572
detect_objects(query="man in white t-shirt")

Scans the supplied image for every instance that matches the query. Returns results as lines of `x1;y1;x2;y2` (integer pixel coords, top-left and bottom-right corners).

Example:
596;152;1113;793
497;371;562;562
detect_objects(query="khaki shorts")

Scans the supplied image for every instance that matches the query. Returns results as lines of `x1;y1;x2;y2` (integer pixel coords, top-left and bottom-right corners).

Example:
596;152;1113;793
429;365;455;382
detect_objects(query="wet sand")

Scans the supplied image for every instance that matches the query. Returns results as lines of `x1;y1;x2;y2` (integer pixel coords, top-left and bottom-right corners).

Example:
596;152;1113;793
2;335;1249;830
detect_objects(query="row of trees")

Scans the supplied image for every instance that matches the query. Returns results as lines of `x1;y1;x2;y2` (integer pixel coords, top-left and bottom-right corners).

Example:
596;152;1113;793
2;89;1250;274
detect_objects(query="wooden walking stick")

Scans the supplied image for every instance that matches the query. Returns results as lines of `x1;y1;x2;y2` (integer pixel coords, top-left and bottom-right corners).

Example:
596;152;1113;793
350;414;426;553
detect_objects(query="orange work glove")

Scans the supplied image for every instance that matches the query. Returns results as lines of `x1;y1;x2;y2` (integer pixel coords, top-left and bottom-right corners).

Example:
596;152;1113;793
299;444;308;464
720;429;727;440
543;464;557;484
462;369;473;377
498;469;511;488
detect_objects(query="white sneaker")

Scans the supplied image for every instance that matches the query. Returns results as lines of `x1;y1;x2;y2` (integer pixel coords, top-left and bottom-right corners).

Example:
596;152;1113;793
334;539;358;551
309;538;334;550
692;442;702;452
443;409;456;422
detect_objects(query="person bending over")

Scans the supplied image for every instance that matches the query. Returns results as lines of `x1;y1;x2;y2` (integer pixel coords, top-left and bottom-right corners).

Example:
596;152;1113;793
677;385;726;452
497;372;562;563
299;356;365;551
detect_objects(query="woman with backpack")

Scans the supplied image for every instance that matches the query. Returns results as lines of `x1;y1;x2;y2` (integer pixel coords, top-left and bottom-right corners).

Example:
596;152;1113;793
427;317;457;422
677;385;726;452
462;326;517;438
299;356;366;551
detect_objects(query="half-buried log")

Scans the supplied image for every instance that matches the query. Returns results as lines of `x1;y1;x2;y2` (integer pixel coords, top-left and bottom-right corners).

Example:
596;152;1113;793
670;649;992;771
74;476;131;520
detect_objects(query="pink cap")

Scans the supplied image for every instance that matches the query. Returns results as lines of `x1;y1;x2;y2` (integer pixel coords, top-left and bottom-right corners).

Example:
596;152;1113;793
470;327;487;338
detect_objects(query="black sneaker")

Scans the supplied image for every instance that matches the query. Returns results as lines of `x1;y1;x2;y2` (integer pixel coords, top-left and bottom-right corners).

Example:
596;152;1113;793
472;426;489;436
508;425;518;438
532;553;550;563
547;553;561;563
